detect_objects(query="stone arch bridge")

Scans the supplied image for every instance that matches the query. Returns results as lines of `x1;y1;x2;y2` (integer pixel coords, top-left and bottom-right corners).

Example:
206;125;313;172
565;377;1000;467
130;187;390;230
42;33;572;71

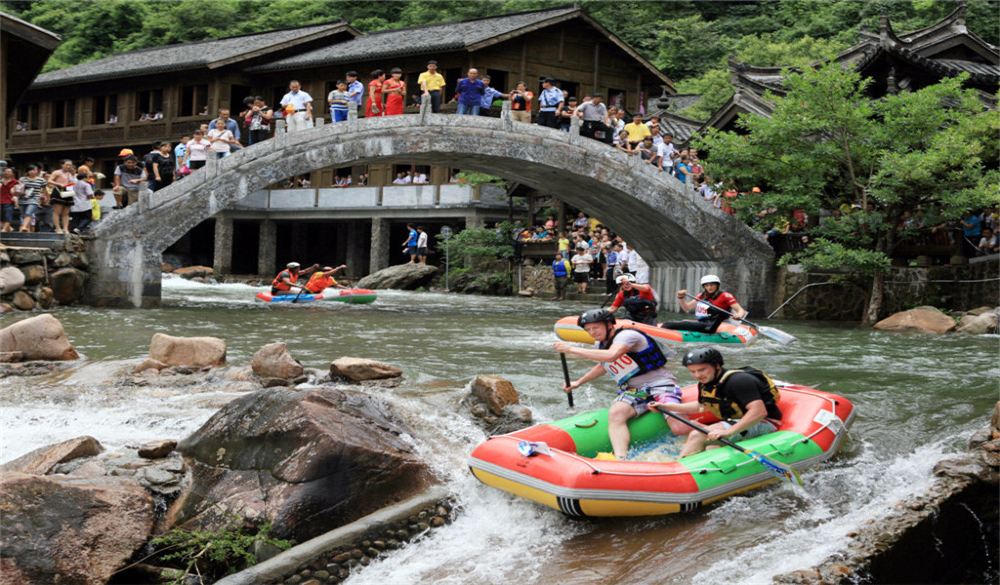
87;109;774;310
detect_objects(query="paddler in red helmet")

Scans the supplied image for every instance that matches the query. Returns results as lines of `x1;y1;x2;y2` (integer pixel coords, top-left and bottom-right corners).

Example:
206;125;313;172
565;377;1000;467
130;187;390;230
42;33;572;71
271;261;319;295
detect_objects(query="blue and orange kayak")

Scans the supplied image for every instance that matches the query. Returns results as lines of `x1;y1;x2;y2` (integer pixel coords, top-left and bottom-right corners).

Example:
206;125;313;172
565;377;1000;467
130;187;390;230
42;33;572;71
255;288;377;304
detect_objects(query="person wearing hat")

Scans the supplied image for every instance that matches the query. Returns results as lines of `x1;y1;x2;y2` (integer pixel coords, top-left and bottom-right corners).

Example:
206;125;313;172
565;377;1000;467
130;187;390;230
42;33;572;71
536;78;564;129
112;155;147;209
271;262;320;295
659;274;747;333
608;273;659;325
304;264;348;293
554;308;688;460
418;60;446;113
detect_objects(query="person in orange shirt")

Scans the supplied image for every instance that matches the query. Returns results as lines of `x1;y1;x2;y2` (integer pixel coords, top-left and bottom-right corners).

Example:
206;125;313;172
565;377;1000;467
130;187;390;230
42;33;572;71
305;264;348;293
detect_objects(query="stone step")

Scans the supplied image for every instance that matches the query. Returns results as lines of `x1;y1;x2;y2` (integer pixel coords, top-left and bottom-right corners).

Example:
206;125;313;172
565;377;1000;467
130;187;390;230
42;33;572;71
0;232;70;250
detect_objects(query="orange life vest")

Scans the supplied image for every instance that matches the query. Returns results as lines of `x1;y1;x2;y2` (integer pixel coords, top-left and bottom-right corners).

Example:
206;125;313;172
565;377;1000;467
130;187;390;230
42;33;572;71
271;270;298;292
306;273;335;293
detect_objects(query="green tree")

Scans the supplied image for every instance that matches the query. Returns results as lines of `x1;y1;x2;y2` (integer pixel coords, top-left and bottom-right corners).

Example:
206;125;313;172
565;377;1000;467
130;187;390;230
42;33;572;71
697;64;1000;323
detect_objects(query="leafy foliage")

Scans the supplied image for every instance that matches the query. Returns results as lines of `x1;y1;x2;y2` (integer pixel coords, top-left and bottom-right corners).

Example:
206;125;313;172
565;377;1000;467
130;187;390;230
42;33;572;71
453;171;507;187
435;222;515;269
148;522;293;584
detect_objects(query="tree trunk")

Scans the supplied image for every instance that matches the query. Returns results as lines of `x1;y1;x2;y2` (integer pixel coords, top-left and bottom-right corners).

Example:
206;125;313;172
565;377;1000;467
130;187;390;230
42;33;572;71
863;270;885;325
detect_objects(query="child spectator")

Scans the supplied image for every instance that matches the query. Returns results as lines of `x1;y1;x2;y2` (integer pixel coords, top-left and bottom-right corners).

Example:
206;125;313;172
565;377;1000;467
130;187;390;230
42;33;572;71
328;81;351;122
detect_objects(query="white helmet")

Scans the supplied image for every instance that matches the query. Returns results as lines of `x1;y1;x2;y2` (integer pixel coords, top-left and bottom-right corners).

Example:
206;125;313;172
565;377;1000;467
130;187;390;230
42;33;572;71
616;273;637;284
700;274;721;286
287;262;301;269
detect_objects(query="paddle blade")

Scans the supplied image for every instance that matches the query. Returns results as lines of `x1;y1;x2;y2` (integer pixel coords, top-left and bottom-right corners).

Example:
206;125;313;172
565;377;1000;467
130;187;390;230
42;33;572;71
749;450;803;486
758;326;797;345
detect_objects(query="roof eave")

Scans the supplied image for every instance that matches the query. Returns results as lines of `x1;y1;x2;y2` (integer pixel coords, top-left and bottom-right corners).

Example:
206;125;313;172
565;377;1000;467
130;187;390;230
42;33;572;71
577;13;674;91
205;22;358;70
0;12;61;49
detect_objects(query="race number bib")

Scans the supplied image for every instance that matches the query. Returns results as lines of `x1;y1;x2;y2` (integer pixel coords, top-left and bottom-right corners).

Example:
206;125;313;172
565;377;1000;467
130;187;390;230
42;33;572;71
695;301;712;319
603;353;640;385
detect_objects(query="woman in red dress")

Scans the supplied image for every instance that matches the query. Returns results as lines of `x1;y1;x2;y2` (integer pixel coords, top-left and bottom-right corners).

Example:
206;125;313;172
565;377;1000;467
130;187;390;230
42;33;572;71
382;68;406;116
366;69;385;117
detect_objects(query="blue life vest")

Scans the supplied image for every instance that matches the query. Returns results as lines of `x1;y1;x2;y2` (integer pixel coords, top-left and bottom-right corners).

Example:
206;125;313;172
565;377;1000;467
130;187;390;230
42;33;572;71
599;328;668;385
552;259;569;278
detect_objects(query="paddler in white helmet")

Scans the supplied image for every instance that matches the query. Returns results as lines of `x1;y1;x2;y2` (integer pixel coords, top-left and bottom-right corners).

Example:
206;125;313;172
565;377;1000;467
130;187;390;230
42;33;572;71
270;261;319;295
658;274;746;333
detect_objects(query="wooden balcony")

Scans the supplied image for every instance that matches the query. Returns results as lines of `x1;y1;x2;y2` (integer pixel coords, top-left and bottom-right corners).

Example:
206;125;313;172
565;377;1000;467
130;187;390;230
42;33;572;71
6;117;213;154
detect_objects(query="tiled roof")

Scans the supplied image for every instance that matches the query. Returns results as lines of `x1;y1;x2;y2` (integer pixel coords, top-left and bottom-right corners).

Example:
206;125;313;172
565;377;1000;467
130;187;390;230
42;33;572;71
32;22;352;88
251;7;580;71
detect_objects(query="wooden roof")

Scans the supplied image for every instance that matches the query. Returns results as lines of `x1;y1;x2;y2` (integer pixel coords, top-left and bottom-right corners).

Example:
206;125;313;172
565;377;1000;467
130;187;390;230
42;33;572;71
1;11;60;116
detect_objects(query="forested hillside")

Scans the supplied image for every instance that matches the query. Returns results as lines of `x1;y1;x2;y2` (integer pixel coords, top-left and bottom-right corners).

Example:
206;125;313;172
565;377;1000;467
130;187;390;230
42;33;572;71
3;0;997;119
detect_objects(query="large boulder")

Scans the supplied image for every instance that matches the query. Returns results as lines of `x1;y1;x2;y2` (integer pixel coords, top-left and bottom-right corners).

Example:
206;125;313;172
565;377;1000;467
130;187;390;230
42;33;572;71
470;374;520;415
19;263;47;285
0;314;79;360
0;266;25;294
956;311;999;335
873;306;957;335
166;387;431;541
0;473;154;585
357;263;438;290
173;265;214;279
251;342;304;380
50;267;87;305
148;333;226;368
330;357;403;382
0;436;103;475
11;290;34;311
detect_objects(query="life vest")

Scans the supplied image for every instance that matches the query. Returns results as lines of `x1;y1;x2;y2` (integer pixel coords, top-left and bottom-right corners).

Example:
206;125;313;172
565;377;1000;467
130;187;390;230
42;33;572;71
620;287;658;318
552;259;569;278
694;291;731;321
698;367;781;421
306;273;334;293
271;270;297;292
599;328;669;387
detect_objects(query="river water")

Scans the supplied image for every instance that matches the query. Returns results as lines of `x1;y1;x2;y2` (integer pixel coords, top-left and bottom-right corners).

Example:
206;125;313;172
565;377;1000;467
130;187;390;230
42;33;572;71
2;276;997;584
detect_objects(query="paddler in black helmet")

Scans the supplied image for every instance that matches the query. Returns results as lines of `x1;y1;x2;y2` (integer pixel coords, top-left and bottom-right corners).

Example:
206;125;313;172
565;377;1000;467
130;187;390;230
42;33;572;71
270;261;319;295
554;308;689;460
659;274;747;333
650;347;782;457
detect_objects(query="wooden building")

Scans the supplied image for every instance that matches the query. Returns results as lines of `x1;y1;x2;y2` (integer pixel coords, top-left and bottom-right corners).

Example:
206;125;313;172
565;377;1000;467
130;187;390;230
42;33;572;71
4;6;672;185
701;5;998;134
0;11;60;161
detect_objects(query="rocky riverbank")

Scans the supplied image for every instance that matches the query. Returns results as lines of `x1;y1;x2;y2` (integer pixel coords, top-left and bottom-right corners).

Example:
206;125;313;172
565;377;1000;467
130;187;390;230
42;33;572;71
775;402;1000;584
0;239;89;312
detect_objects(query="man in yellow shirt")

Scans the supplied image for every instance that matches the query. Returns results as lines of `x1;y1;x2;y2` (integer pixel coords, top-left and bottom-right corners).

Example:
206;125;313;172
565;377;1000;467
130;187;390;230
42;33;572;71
623;113;651;147
418;60;447;113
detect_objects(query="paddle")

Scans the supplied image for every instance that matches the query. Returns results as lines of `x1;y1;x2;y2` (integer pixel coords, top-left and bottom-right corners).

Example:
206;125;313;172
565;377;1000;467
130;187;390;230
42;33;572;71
560;354;574;408
290;286;312;304
654;407;803;485
682;292;796;345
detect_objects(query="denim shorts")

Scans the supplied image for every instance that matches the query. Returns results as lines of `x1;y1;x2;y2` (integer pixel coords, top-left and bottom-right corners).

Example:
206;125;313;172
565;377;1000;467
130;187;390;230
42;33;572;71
20;203;38;219
1;203;13;223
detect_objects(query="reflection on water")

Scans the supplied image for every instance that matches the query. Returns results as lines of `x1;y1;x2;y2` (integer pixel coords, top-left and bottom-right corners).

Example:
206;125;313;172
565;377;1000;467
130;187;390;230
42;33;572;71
1;275;996;584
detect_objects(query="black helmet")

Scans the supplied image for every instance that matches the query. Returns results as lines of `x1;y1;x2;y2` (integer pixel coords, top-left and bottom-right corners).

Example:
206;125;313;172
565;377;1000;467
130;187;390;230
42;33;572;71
578;308;615;327
681;347;724;367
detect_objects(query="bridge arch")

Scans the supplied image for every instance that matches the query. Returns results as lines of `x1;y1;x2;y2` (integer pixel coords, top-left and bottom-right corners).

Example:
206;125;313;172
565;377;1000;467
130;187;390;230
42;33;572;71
86;112;773;309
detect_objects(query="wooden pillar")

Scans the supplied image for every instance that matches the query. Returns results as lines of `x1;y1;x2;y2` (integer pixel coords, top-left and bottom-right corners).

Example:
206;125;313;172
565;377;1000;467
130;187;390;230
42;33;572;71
593;43;600;95
558;28;565;63
212;215;233;275
519;39;528;83
257;220;277;276
635;73;643;114
557;200;566;235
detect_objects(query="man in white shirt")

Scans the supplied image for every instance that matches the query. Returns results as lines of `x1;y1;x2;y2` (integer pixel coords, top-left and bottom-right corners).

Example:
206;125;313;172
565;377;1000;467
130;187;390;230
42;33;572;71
279;80;313;133
416;225;429;264
571;244;594;294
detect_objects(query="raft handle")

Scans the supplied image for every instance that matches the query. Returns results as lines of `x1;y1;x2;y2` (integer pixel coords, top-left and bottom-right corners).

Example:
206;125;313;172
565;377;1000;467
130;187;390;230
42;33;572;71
574;419;598;429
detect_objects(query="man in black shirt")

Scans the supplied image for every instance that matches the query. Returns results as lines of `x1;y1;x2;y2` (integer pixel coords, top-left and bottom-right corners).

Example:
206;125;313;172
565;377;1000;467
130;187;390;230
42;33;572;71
650;347;782;457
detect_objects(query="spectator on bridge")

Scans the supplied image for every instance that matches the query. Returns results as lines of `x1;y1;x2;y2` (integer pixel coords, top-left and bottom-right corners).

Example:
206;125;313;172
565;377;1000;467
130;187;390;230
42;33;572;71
383;68;406;116
558;96;577;131
174;136;189;176
150;142;174;191
1;167;19;233
614;129;635;154
246;97;273;144
624;114;650;148
184;130;211;172
978;227;998;255
479;75;506;116
418;61;446;113
509;81;533;123
535;78;563;129
453;68;485;116
208;119;238;159
328;81;351;122
576;94;611;144
113;156;146;208
346;71;365;116
675;155;692;184
366;70;385;117
279;80;314;132
18;166;46;232
208;109;241;147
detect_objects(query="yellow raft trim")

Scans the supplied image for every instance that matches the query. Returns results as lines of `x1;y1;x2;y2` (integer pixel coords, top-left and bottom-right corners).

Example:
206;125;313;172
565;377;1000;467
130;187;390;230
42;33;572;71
472;467;684;517
553;325;596;344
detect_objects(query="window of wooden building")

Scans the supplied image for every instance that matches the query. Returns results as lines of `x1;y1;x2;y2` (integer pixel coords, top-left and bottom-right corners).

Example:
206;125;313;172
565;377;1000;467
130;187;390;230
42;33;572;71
607;88;627;111
16;103;39;131
93;95;118;125
179;84;208;117
136;89;164;119
51;99;77;128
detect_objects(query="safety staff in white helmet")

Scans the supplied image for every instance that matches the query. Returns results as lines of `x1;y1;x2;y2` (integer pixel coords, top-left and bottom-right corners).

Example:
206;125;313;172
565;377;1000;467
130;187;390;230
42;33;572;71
658;274;747;333
607;273;659;325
